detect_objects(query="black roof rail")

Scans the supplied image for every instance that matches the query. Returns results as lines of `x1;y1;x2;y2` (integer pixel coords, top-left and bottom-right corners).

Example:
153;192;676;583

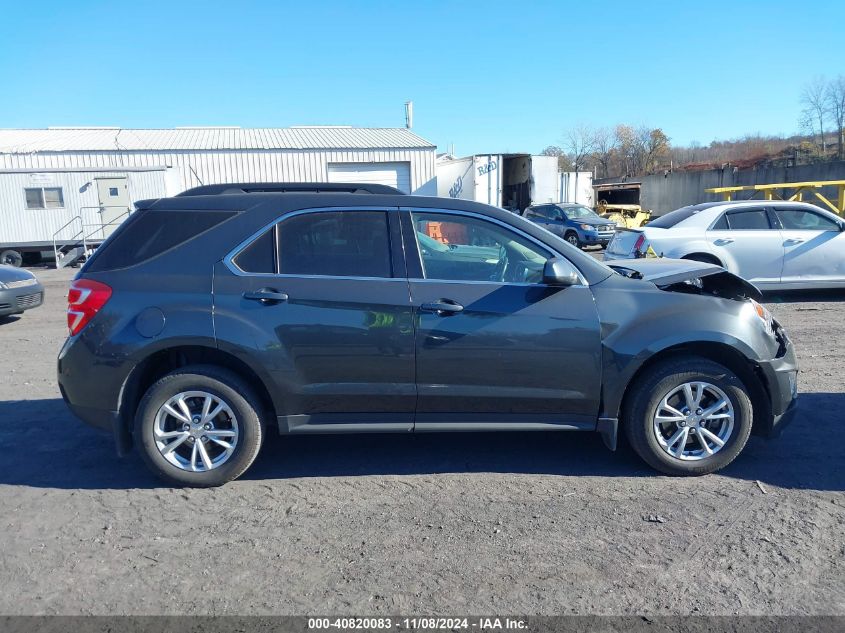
176;182;406;197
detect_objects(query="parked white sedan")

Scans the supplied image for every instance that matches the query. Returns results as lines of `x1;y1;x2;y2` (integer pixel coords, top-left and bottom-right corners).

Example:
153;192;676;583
604;200;845;290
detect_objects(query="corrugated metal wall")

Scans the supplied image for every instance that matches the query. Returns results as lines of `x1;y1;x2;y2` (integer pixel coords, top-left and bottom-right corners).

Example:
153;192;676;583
0;148;437;196
0;169;167;245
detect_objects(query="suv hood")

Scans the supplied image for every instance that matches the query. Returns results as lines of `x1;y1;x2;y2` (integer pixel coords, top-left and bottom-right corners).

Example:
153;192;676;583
606;258;763;301
573;216;614;226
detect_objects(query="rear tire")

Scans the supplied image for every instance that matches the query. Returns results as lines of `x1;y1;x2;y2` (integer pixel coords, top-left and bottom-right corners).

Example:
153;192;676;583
623;357;752;476
134;365;264;487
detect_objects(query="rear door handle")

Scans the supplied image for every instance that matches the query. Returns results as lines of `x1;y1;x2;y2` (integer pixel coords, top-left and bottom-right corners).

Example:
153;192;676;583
713;238;734;245
243;288;289;304
784;238;805;245
420;299;464;315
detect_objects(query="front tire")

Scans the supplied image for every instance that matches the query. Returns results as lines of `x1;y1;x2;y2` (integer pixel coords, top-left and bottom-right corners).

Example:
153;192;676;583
134;365;264;487
623;357;752;476
564;232;581;249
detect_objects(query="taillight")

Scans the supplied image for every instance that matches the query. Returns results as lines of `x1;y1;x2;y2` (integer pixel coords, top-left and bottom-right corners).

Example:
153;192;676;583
633;233;646;257
67;279;112;336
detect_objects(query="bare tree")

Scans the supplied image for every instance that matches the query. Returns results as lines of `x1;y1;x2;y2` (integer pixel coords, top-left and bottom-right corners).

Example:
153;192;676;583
592;127;617;178
602;126;670;175
565;124;597;172
541;145;574;171
614;124;637;176
801;77;828;153
642;128;670;172
827;75;845;160
564;125;596;203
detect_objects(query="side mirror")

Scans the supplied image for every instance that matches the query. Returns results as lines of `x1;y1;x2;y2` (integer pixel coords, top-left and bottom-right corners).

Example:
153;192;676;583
543;257;581;287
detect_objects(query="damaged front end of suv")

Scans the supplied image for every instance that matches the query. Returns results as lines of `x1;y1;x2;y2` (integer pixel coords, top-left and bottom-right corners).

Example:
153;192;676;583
592;257;798;461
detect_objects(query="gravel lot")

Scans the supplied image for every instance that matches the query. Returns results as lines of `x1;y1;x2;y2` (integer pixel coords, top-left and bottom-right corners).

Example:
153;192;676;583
0;265;842;616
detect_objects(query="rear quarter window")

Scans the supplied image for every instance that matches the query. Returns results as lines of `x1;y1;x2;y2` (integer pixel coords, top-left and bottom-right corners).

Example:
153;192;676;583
234;228;276;273
710;214;729;230
85;209;237;272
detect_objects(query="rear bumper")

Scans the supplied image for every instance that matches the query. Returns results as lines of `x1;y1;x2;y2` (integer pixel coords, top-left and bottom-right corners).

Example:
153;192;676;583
58;332;135;455
0;283;44;315
62;398;116;432
59;383;133;455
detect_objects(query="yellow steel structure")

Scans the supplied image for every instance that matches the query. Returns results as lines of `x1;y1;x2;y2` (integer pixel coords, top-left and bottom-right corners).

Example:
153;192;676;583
705;180;845;215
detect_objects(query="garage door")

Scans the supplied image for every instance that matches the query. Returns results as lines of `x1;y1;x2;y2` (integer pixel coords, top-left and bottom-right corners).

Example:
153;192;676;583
327;162;412;194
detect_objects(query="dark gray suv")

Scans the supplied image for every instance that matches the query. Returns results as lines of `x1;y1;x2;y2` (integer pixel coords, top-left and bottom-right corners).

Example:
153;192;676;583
57;183;798;486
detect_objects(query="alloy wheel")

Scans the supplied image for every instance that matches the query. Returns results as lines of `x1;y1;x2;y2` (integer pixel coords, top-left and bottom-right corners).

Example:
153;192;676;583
153;391;239;472
652;381;734;461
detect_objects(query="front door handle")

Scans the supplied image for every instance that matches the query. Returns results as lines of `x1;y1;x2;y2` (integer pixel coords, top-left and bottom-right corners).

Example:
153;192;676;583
420;299;464;315
784;238;805;245
713;238;734;245
243;288;289;304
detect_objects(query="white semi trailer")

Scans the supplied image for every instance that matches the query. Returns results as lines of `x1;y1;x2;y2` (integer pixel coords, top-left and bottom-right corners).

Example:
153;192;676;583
436;153;591;212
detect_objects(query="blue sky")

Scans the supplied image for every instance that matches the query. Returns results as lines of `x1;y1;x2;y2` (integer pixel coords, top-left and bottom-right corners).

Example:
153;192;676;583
0;0;841;155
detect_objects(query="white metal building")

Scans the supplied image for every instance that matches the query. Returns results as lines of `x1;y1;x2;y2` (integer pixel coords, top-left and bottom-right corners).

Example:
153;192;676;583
0;126;437;261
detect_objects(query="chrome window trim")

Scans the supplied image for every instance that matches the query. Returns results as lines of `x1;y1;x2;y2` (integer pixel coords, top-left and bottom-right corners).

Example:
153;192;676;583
224;205;589;287
402;206;589;287
224;206;404;281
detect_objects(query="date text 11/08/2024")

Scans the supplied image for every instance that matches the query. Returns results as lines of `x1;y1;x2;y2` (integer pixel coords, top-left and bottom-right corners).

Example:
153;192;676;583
307;617;528;630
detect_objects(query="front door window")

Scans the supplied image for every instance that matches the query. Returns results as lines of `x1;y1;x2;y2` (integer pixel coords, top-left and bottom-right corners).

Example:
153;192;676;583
411;212;551;284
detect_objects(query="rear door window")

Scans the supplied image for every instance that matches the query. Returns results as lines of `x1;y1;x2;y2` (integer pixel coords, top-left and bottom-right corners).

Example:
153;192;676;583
277;211;392;278
725;209;771;230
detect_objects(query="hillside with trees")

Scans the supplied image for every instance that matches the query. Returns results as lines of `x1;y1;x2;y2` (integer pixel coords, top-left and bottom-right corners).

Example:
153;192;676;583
545;75;845;179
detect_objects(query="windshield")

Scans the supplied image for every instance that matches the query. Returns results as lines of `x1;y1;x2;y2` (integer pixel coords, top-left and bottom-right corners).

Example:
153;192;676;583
559;205;599;220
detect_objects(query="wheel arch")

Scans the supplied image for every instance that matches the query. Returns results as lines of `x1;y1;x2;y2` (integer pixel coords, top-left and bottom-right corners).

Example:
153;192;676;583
118;345;277;442
681;252;724;267
615;341;772;437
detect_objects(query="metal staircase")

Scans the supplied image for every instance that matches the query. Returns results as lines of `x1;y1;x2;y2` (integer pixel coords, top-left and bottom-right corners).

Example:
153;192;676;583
52;208;130;269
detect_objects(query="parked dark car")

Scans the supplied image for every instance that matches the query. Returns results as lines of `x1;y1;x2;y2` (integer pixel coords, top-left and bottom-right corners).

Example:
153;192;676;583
58;183;798;486
0;265;43;317
522;202;616;248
